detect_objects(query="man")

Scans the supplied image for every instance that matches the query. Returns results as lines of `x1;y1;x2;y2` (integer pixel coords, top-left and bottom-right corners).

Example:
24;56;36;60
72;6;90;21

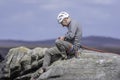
56;11;82;58
31;11;82;80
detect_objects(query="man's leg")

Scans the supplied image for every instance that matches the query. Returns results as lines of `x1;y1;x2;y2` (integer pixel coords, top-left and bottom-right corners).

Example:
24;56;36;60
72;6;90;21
55;39;72;53
42;47;61;69
55;39;80;58
30;47;62;80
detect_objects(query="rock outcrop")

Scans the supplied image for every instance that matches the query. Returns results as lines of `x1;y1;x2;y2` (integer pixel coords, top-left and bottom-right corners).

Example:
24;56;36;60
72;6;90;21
0;46;120;80
0;54;4;62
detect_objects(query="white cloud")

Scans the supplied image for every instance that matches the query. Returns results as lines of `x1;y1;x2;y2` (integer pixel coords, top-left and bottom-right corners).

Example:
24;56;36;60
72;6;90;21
39;0;73;10
12;11;34;21
14;0;73;10
80;7;111;25
89;0;114;5
17;0;40;4
2;11;35;24
89;7;111;19
0;0;8;6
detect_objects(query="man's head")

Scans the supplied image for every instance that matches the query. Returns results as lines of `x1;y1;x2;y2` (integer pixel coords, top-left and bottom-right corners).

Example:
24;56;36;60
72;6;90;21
57;11;71;27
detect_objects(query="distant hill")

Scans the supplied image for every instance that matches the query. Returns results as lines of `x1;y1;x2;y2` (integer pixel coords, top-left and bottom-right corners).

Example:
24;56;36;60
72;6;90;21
0;36;120;48
0;39;55;48
81;36;120;47
81;36;120;54
0;36;120;59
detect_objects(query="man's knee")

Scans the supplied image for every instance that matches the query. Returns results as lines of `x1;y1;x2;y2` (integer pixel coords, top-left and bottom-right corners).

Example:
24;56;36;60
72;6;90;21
44;49;51;63
55;39;66;52
55;39;63;45
45;49;51;55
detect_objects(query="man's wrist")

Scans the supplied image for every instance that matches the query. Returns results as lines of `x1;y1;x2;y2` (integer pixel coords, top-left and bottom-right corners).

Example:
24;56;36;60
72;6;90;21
64;37;67;40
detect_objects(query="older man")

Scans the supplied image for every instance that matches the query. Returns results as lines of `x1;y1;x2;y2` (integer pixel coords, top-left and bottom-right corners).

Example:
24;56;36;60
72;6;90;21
31;11;82;80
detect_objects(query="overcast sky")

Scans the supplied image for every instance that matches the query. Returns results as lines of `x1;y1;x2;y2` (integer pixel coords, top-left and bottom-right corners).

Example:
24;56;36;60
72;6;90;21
0;0;119;41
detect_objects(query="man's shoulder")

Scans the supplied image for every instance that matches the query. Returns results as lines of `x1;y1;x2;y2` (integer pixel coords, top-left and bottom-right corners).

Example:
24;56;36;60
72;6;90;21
70;19;80;27
71;19;78;24
71;19;80;25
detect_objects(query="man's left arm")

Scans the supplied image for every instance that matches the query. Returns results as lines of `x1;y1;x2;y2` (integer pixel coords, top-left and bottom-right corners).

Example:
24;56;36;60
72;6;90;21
65;23;78;40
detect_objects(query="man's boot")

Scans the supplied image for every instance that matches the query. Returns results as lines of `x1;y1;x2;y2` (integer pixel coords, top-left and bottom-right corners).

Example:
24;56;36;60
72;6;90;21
30;68;45;80
74;51;80;59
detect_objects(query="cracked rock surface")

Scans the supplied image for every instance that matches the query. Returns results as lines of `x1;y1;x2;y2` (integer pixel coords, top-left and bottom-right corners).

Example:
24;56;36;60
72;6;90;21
0;47;120;80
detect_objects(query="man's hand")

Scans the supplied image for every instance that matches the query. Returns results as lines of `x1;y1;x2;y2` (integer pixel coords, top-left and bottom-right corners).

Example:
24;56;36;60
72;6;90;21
58;36;65;40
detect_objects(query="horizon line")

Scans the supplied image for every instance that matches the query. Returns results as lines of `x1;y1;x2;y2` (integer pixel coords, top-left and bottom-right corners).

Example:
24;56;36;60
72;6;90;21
0;36;120;42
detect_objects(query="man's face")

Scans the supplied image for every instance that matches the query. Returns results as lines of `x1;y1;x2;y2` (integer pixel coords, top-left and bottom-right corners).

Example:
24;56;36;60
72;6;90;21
61;18;68;27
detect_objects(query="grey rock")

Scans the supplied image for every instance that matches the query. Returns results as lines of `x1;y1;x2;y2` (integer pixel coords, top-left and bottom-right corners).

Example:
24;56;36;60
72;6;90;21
37;50;120;80
0;47;120;80
0;47;48;80
37;66;64;80
44;50;120;80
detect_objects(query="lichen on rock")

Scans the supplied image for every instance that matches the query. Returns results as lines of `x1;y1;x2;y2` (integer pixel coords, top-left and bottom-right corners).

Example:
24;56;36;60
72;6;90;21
0;47;120;80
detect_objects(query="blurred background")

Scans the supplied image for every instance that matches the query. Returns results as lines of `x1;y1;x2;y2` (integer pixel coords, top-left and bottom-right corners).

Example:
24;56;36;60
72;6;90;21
0;0;120;61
